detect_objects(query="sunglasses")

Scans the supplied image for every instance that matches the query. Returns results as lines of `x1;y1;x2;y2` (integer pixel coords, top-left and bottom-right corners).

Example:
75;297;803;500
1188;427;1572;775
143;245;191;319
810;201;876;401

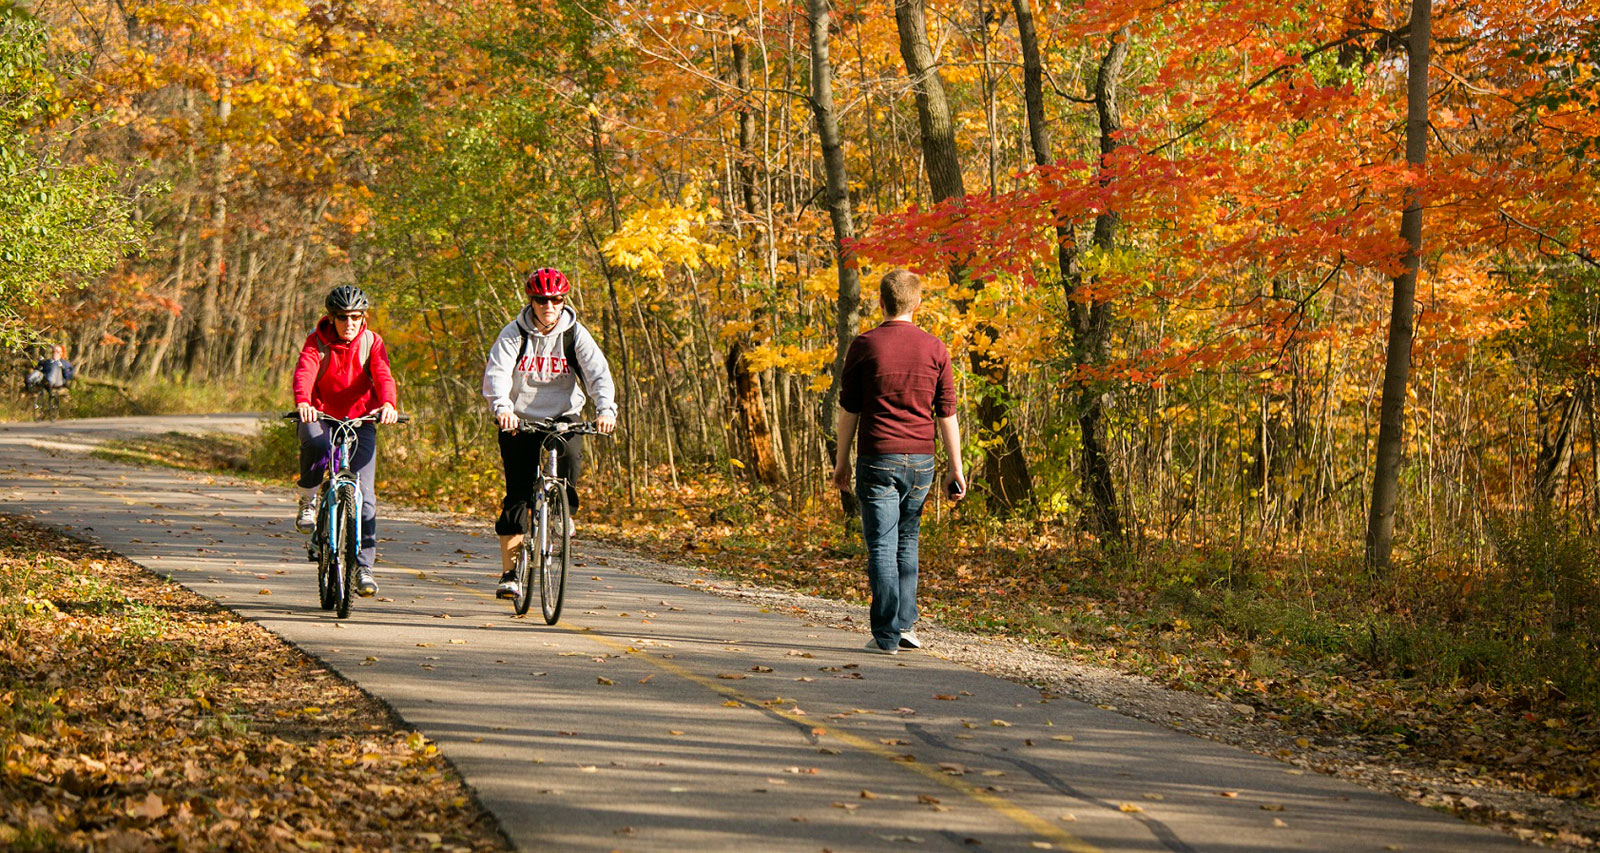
531;295;566;306
334;313;365;323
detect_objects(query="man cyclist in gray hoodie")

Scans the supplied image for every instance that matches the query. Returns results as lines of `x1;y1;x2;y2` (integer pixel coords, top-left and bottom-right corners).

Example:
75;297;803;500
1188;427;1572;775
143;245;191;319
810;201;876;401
482;267;617;600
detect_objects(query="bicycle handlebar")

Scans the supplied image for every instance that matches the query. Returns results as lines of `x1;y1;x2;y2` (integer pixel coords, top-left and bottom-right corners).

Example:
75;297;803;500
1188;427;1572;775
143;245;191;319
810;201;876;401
504;418;611;437
281;410;412;424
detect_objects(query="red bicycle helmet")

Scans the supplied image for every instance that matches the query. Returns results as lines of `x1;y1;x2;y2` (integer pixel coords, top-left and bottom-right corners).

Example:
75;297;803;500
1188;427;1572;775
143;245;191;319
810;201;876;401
525;267;571;298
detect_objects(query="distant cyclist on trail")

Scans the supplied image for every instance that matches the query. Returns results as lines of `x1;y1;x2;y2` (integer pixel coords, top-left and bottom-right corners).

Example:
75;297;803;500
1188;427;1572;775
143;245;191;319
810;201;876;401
482;267;616;602
25;344;74;392
291;285;400;597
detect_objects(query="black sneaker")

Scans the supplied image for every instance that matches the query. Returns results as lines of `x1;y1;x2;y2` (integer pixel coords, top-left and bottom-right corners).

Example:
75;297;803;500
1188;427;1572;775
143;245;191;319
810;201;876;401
495;571;520;600
356;568;378;597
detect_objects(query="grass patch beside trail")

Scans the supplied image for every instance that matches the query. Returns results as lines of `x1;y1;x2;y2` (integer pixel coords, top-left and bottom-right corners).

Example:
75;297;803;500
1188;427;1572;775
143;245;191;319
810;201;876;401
0;375;282;422
0;516;506;851
93;431;260;473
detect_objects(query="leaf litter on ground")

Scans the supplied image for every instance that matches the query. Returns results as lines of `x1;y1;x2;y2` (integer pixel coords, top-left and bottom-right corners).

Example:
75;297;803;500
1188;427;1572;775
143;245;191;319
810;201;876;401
0;515;504;851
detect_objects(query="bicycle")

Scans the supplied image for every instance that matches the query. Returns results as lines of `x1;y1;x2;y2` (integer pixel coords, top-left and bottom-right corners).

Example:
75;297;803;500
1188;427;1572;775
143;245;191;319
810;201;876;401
282;409;410;618
28;385;65;421
503;419;608;624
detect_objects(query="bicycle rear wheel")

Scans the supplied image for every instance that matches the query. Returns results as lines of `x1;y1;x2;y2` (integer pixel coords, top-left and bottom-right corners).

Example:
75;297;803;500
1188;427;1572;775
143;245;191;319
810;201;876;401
315;498;337;610
317;548;337;610
315;492;337;611
539;485;570;625
335;483;360;619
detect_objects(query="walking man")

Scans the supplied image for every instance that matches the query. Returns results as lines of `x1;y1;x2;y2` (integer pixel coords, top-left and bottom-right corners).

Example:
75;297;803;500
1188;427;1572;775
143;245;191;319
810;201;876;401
831;269;965;654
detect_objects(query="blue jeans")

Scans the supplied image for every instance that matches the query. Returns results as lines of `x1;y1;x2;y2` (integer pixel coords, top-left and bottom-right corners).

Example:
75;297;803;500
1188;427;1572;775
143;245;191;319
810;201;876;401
856;453;935;649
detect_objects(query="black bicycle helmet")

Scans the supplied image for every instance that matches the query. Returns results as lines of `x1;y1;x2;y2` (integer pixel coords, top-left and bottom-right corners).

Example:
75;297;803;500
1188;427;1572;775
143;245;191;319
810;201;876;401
325;285;370;314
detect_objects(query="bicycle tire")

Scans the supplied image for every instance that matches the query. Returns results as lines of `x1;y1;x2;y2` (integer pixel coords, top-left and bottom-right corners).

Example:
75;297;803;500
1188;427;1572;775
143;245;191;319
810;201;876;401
335;482;360;619
539;485;570;625
315;497;337;610
512;513;534;616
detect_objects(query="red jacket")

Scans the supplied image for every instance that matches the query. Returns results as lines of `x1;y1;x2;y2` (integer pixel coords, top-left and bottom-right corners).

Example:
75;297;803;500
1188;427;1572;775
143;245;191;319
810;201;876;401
291;318;398;419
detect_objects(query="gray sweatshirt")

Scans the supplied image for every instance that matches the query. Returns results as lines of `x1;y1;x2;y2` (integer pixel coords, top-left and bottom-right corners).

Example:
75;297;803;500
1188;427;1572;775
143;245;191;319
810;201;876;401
482;304;617;421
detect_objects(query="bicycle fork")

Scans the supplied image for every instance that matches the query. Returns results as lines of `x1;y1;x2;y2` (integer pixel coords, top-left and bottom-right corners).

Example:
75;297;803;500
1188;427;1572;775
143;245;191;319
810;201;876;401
539;443;561;559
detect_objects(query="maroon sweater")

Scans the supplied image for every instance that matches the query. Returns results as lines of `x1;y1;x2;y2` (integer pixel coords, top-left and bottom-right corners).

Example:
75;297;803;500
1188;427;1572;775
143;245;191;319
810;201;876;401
840;320;957;455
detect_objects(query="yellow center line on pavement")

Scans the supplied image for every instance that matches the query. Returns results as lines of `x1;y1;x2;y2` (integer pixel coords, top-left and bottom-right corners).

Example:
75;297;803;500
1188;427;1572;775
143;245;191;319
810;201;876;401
404;564;1101;853
15;469;1096;851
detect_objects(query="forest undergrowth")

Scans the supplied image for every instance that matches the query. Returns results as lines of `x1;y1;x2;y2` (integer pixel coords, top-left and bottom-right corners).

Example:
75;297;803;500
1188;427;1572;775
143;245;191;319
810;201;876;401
91;421;1600;832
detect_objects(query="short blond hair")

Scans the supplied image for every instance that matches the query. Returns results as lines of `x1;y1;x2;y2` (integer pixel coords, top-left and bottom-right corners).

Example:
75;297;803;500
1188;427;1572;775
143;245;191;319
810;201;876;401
879;269;922;316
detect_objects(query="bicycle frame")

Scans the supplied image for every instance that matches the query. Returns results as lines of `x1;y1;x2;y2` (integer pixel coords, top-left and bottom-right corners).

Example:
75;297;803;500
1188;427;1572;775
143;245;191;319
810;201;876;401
530;434;564;562
284;409;408;616
30;386;64;421
505;418;606;623
318;418;365;574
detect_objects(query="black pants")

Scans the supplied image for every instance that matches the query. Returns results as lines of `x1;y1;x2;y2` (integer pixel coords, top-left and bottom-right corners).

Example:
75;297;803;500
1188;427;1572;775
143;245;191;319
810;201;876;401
496;427;584;535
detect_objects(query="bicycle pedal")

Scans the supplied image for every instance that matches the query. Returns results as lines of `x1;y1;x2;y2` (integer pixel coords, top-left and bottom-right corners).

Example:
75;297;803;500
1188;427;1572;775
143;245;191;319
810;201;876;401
305;547;317;563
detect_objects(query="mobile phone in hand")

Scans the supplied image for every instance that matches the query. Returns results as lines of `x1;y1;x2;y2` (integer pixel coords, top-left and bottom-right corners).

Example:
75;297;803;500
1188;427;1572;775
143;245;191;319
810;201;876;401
946;479;964;499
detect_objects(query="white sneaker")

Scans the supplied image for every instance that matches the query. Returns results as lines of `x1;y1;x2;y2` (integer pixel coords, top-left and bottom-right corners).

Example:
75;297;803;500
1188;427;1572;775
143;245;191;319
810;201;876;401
899;631;923;650
295;496;316;533
863;639;898;655
565;517;576;540
496;571;521;600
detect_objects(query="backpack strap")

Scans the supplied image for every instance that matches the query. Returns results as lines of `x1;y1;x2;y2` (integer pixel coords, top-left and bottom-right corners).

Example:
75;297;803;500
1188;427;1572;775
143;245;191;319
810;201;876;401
564;324;587;388
514;323;587;389
314;328;374;388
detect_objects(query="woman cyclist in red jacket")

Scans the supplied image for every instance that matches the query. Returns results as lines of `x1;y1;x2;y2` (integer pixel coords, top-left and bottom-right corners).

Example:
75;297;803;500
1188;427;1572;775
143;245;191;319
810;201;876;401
290;285;399;596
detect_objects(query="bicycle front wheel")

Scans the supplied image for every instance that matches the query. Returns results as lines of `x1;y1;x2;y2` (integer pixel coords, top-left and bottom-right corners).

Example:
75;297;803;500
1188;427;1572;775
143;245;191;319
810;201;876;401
334;483;360;619
539;485;570;625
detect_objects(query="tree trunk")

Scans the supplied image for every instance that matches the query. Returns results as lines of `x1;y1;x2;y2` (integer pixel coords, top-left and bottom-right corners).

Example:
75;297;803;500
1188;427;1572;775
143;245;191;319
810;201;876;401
1366;0;1431;570
894;0;1033;512
727;36;785;487
726;340;785;485
1535;385;1585;504
1013;0;1124;539
184;82;230;381
268;236;308;380
1068;31;1131;542
141;192;193;379
585;110;638;504
228;231;260;376
732;41;760;224
806;0;863;513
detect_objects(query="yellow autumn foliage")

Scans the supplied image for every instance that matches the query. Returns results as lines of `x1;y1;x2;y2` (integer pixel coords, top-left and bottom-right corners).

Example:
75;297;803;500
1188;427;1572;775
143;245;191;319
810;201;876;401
603;190;733;280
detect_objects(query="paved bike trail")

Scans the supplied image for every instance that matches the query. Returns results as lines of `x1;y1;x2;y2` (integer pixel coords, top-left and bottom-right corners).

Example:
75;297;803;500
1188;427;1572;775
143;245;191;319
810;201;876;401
0;417;1527;852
